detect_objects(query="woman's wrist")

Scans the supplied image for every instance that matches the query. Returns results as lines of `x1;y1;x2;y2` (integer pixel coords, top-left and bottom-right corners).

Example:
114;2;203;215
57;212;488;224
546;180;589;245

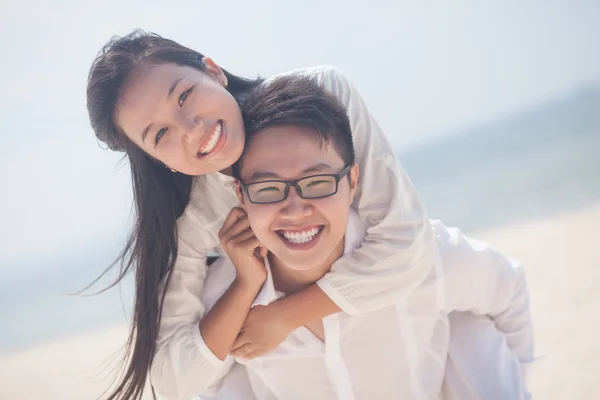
273;284;341;329
233;275;265;295
268;300;301;331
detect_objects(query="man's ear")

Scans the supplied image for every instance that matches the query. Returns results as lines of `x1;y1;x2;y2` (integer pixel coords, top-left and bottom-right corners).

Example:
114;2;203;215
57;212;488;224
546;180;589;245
348;163;359;203
202;56;228;88
235;181;246;210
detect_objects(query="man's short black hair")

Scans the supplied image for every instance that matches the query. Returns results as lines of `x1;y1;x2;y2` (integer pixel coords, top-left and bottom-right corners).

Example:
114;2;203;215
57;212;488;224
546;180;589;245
232;75;355;180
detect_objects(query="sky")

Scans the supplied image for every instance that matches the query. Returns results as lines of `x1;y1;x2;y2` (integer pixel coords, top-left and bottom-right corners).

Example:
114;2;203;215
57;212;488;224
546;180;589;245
1;0;599;267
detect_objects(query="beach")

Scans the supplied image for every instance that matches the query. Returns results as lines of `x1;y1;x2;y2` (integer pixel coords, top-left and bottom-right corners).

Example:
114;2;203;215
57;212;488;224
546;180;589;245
1;203;598;399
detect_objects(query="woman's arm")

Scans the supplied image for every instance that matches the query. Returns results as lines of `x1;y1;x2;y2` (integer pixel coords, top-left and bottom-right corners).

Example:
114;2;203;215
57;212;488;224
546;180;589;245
150;183;251;399
232;66;438;358
231;283;340;358
311;66;438;313
200;278;264;359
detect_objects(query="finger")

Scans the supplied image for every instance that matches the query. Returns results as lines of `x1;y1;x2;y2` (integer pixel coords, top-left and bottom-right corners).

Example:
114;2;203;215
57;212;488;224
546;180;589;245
219;207;246;233
244;349;266;360
230;343;255;358
230;227;257;246
237;235;262;253
232;332;249;350
259;246;268;258
220;215;251;242
219;211;248;239
218;207;247;237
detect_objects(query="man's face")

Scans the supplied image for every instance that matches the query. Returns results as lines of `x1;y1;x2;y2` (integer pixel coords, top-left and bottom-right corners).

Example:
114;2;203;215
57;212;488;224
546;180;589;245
237;125;358;272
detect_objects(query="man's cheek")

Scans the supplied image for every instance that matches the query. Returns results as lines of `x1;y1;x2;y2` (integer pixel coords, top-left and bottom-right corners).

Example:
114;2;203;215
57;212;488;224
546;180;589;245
248;217;270;243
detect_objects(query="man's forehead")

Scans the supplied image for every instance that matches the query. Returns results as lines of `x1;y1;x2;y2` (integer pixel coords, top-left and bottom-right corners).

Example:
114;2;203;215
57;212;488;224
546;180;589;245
241;127;342;174
241;151;339;183
242;157;321;179
244;126;327;154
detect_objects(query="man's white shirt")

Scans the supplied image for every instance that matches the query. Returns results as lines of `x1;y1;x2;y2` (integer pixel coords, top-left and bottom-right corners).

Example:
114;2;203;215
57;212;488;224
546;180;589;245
195;210;534;400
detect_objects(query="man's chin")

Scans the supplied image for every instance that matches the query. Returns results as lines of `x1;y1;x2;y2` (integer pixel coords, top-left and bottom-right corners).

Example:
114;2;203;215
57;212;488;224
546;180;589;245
278;253;328;272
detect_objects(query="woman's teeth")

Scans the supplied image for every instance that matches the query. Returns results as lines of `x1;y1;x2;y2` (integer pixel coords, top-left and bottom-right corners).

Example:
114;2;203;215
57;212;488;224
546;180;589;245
281;227;321;244
199;122;222;155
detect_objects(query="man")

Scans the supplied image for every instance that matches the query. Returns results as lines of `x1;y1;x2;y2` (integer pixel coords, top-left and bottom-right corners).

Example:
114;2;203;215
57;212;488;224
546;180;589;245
197;76;535;399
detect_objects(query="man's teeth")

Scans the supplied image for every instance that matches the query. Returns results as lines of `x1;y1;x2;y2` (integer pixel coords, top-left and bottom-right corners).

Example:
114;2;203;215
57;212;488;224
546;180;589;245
200;122;222;155
281;228;320;244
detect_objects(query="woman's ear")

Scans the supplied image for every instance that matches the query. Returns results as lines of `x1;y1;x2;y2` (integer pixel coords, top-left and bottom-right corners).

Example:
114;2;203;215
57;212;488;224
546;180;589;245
349;163;360;203
202;56;228;88
235;181;246;210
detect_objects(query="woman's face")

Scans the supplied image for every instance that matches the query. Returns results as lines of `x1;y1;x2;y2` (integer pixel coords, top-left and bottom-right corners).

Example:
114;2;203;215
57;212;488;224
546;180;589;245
115;59;245;175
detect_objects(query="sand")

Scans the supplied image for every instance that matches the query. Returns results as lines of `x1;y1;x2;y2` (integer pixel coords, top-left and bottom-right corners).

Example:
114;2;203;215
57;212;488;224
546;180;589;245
1;204;599;399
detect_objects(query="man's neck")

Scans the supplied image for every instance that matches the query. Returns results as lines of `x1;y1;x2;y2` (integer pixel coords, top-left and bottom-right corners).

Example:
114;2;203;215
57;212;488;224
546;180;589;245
268;238;345;295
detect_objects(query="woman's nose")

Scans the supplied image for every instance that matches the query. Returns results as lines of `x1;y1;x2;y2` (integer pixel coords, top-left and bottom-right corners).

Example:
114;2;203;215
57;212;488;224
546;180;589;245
182;117;205;144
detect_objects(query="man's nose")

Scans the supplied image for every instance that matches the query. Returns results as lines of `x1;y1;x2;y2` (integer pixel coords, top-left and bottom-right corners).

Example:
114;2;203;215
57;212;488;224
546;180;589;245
280;187;313;219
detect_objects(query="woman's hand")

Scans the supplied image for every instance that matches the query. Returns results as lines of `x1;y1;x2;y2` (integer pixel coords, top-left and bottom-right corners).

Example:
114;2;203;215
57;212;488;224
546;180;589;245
218;207;268;287
230;302;295;359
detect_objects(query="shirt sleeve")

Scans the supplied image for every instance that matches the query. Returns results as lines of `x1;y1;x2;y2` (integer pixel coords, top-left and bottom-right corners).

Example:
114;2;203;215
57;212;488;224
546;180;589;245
434;220;536;376
195;356;237;399
311;66;438;314
198;362;255;400
149;187;231;399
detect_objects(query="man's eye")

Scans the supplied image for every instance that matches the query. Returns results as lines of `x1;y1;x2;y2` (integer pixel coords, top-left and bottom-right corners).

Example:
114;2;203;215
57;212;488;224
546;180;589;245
155;127;168;145
258;186;280;193
306;179;330;187
178;86;194;107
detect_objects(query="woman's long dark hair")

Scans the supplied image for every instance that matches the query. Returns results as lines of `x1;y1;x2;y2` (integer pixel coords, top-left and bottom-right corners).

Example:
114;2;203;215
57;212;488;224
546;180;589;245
86;30;262;400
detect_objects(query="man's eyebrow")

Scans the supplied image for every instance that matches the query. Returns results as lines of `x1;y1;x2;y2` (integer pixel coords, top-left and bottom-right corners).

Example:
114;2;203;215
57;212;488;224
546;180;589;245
248;171;279;181
248;163;333;181
300;163;333;175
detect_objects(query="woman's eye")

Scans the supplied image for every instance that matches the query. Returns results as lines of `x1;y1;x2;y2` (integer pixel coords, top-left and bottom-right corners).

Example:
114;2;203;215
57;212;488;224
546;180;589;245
178;86;194;107
155;127;168;145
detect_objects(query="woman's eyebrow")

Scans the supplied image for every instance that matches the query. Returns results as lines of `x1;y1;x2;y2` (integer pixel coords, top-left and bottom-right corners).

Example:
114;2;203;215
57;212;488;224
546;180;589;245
167;78;183;98
140;77;183;143
141;122;154;143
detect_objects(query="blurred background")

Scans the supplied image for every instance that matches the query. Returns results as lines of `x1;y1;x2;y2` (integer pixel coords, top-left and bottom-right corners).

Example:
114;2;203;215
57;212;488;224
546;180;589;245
0;1;599;399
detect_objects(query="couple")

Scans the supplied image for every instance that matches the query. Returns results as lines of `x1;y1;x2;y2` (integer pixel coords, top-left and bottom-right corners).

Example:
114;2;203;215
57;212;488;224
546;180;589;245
87;30;535;399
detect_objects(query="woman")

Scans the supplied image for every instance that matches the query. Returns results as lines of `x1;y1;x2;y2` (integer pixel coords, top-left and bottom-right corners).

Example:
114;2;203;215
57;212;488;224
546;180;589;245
87;30;437;399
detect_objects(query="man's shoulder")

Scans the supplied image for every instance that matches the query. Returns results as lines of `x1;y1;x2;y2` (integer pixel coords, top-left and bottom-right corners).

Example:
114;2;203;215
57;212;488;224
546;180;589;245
264;65;347;92
201;256;238;312
344;209;366;252
268;65;338;80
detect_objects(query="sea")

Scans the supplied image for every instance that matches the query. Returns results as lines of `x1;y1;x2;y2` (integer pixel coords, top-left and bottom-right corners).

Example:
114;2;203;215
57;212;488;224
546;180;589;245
1;87;599;356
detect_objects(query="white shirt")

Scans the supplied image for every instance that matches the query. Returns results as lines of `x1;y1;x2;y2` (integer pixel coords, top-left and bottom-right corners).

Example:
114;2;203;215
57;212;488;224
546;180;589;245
150;66;439;399
197;211;534;400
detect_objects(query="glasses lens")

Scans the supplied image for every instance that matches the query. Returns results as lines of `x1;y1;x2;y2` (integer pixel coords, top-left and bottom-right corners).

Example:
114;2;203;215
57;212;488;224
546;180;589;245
248;181;287;203
298;175;337;198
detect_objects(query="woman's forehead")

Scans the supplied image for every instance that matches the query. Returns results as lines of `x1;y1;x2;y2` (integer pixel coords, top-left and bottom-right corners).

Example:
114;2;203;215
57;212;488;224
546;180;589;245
121;64;206;102
115;65;200;137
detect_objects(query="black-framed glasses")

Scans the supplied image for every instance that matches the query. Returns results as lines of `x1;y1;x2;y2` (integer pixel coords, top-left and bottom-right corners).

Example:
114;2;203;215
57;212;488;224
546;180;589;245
239;165;351;204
